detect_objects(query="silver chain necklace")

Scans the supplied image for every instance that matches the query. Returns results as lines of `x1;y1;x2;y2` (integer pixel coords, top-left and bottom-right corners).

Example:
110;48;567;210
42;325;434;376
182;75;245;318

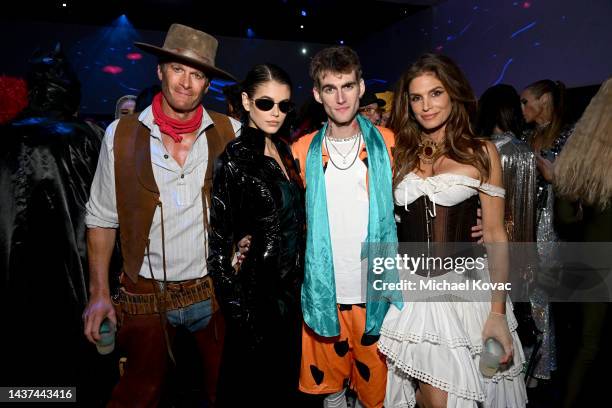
327;133;360;163
325;128;362;170
328;133;360;143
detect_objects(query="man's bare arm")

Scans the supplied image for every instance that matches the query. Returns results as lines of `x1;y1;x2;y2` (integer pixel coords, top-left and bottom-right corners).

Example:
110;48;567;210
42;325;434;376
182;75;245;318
83;227;117;344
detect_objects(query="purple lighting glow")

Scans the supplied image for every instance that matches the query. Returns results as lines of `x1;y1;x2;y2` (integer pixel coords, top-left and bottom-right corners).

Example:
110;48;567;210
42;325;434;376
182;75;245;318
102;65;123;74
125;52;142;61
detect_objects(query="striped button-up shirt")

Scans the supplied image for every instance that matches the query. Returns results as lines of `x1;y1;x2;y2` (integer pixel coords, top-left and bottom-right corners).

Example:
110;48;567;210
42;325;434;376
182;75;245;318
85;106;241;281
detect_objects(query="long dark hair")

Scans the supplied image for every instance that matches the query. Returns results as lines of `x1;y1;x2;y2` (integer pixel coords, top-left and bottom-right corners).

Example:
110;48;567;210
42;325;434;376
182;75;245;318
524;79;567;149
477;84;524;137
390;53;490;186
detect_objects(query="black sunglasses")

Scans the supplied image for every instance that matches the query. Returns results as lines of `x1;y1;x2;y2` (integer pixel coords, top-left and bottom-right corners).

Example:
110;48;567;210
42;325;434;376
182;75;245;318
253;98;295;114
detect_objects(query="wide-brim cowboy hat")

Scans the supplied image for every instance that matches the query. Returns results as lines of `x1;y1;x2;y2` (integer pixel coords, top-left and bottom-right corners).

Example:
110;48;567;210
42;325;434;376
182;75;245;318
135;24;237;82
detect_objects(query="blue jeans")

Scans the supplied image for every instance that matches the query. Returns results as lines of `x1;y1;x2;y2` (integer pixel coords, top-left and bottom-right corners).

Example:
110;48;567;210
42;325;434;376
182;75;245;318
166;298;214;333
111;277;224;407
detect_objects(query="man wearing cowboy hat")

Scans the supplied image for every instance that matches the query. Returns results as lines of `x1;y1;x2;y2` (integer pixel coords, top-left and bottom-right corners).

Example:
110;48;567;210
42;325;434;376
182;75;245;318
82;24;243;407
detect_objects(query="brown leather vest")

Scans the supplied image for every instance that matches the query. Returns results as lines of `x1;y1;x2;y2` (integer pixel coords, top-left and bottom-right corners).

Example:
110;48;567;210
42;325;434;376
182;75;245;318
113;111;235;283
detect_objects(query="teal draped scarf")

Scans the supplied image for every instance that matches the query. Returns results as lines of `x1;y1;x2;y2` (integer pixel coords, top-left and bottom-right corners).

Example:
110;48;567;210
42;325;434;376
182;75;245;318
302;115;402;337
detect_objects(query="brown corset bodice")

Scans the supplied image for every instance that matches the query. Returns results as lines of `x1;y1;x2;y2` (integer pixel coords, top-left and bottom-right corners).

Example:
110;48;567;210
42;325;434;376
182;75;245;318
395;194;479;243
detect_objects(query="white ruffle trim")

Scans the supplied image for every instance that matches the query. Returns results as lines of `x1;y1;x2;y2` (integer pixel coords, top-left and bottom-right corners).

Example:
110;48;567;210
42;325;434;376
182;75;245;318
381;344;486;401
380;308;519;357
379;301;527;408
381;327;480;355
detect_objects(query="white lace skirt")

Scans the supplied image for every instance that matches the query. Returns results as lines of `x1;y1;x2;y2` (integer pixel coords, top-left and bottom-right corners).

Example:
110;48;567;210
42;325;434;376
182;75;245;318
378;300;527;408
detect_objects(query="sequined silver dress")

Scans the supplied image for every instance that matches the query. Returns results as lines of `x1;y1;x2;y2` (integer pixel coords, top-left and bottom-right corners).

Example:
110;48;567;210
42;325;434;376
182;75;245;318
520;124;574;380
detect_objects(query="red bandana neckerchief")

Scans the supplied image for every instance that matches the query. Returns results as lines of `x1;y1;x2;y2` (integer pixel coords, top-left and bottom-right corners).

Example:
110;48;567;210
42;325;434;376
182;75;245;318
151;92;203;143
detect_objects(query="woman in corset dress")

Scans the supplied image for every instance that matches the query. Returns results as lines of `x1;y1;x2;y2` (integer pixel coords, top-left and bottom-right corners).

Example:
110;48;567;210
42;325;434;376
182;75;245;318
378;54;527;408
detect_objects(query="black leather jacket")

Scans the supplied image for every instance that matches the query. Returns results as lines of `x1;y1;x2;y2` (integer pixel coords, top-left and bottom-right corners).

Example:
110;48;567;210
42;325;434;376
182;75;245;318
207;126;305;341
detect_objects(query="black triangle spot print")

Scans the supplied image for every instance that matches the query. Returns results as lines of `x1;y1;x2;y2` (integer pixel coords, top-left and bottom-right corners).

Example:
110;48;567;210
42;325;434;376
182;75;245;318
355;359;371;382
310;364;324;385
334;338;349;357
361;333;380;346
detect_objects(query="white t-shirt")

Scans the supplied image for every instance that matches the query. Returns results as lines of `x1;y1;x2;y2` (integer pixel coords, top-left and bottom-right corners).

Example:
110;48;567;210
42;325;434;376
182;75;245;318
324;136;369;304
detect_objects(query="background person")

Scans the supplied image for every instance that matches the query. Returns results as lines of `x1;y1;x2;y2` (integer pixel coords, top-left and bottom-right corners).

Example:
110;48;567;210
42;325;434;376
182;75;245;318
553;78;612;407
358;90;386;125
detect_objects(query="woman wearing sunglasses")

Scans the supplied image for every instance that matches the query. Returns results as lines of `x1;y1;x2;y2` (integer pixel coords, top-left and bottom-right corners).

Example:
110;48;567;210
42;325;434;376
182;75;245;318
208;64;306;406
